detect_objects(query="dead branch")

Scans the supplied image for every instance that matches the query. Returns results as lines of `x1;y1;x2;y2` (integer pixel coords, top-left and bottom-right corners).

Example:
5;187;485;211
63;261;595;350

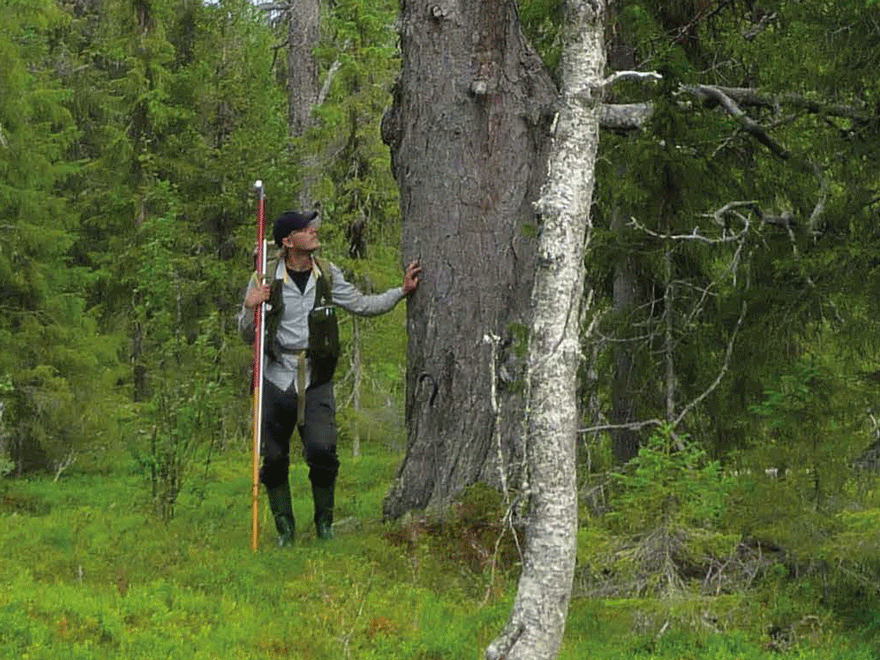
317;59;341;107
598;85;871;132
255;2;290;11
743;11;777;41
807;161;829;236
602;70;663;88
628;214;750;244
53;451;77;483
707;86;872;123
673;300;746;428
688;85;789;158
599;102;654;130
579;418;664;435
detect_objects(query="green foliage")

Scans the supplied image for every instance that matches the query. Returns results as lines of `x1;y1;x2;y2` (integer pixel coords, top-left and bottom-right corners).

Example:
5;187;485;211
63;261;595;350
306;0;401;257
743;353;871;518
517;0;564;75
0;446;510;659
589;0;880;478
609;427;732;533
0;0;127;474
580;428;739;598
2;446;878;660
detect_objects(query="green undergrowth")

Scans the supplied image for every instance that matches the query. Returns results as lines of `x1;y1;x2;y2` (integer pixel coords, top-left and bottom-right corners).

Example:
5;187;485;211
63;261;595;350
2;442;879;659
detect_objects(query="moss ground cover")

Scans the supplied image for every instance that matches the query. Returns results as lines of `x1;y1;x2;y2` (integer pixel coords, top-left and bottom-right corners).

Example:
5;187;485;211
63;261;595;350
2;442;878;659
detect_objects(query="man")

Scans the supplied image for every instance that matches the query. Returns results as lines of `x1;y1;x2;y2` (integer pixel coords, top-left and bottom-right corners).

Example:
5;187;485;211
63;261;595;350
238;209;420;545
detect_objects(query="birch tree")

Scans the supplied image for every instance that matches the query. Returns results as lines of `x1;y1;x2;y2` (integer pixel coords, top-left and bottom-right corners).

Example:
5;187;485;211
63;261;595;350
486;1;606;658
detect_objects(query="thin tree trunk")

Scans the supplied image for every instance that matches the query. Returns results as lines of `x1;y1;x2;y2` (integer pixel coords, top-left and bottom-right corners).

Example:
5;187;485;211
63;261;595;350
664;244;675;422
286;0;318;137
610;197;640;464
486;1;606;658
351;315;362;458
286;0;319;207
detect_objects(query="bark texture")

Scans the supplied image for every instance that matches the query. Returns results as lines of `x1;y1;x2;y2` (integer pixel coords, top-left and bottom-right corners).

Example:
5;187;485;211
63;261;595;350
286;0;320;208
382;0;556;519
286;0;319;137
486;1;606;658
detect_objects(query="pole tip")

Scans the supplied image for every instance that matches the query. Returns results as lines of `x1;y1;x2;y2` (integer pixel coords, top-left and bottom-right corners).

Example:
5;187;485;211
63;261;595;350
254;179;263;190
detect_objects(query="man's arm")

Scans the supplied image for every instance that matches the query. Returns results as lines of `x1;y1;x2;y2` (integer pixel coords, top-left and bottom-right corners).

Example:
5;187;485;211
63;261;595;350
329;261;420;317
236;272;270;342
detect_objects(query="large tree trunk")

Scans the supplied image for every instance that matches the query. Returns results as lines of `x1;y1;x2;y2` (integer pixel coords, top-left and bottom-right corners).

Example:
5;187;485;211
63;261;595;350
486;1;606;658
381;0;556;519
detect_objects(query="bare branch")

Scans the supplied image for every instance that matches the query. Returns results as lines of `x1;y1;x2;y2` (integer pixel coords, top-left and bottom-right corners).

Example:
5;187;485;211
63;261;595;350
707;86;872;123
688;85;790;159
673;300;746;428
255;2;290;10
270;38;290;71
807;161;829;236
628;214;750;244
743;11;777;41
598;85;871;132
579;418;664;435
667;0;733;46
53;451;77;483
317;59;341;107
602;70;662;87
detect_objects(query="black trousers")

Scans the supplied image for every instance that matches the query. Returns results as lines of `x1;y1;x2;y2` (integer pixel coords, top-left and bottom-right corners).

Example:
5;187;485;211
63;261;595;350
259;379;339;490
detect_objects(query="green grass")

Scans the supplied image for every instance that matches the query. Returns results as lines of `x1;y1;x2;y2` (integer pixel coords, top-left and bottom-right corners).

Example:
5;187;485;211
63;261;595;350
2;442;879;659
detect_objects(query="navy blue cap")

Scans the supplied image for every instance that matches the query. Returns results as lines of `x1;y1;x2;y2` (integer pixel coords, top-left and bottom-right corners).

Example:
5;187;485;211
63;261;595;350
272;210;319;247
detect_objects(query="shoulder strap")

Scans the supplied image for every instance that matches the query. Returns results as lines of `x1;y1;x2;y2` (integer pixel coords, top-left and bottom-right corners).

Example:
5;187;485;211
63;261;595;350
264;255;280;280
311;256;334;308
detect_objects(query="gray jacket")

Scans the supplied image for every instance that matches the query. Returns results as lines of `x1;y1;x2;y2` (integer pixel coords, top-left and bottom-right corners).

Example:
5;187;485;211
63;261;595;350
237;257;404;392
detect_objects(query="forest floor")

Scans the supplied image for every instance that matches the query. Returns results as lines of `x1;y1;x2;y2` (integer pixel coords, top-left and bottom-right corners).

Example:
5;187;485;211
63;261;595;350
1;441;877;660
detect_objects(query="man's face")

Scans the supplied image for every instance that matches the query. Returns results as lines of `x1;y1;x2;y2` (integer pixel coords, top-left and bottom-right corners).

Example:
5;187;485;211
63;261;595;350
282;223;321;253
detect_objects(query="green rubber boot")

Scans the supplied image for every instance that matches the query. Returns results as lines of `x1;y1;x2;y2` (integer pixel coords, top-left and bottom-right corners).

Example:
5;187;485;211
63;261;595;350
312;483;335;541
266;483;295;547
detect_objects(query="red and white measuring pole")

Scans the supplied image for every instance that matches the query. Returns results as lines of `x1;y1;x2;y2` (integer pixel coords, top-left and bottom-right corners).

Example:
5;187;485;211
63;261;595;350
251;179;267;551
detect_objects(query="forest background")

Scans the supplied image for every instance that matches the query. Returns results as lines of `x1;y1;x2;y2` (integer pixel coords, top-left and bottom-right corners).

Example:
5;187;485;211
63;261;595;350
2;0;880;658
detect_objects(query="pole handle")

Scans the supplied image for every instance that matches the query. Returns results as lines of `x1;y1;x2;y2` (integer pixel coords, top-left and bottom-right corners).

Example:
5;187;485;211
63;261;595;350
251;180;266;552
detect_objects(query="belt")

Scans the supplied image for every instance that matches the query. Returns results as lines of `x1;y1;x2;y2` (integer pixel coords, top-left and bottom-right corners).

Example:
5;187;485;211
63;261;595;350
278;346;309;356
296;351;307;427
277;347;308;425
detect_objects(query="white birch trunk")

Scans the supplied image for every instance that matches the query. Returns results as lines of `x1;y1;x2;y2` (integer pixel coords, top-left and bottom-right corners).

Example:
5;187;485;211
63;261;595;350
485;2;606;659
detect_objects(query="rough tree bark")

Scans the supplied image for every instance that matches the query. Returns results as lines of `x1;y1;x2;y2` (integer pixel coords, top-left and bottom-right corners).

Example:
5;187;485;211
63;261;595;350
286;0;318;138
486;0;606;658
284;0;320;208
381;0;556;519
